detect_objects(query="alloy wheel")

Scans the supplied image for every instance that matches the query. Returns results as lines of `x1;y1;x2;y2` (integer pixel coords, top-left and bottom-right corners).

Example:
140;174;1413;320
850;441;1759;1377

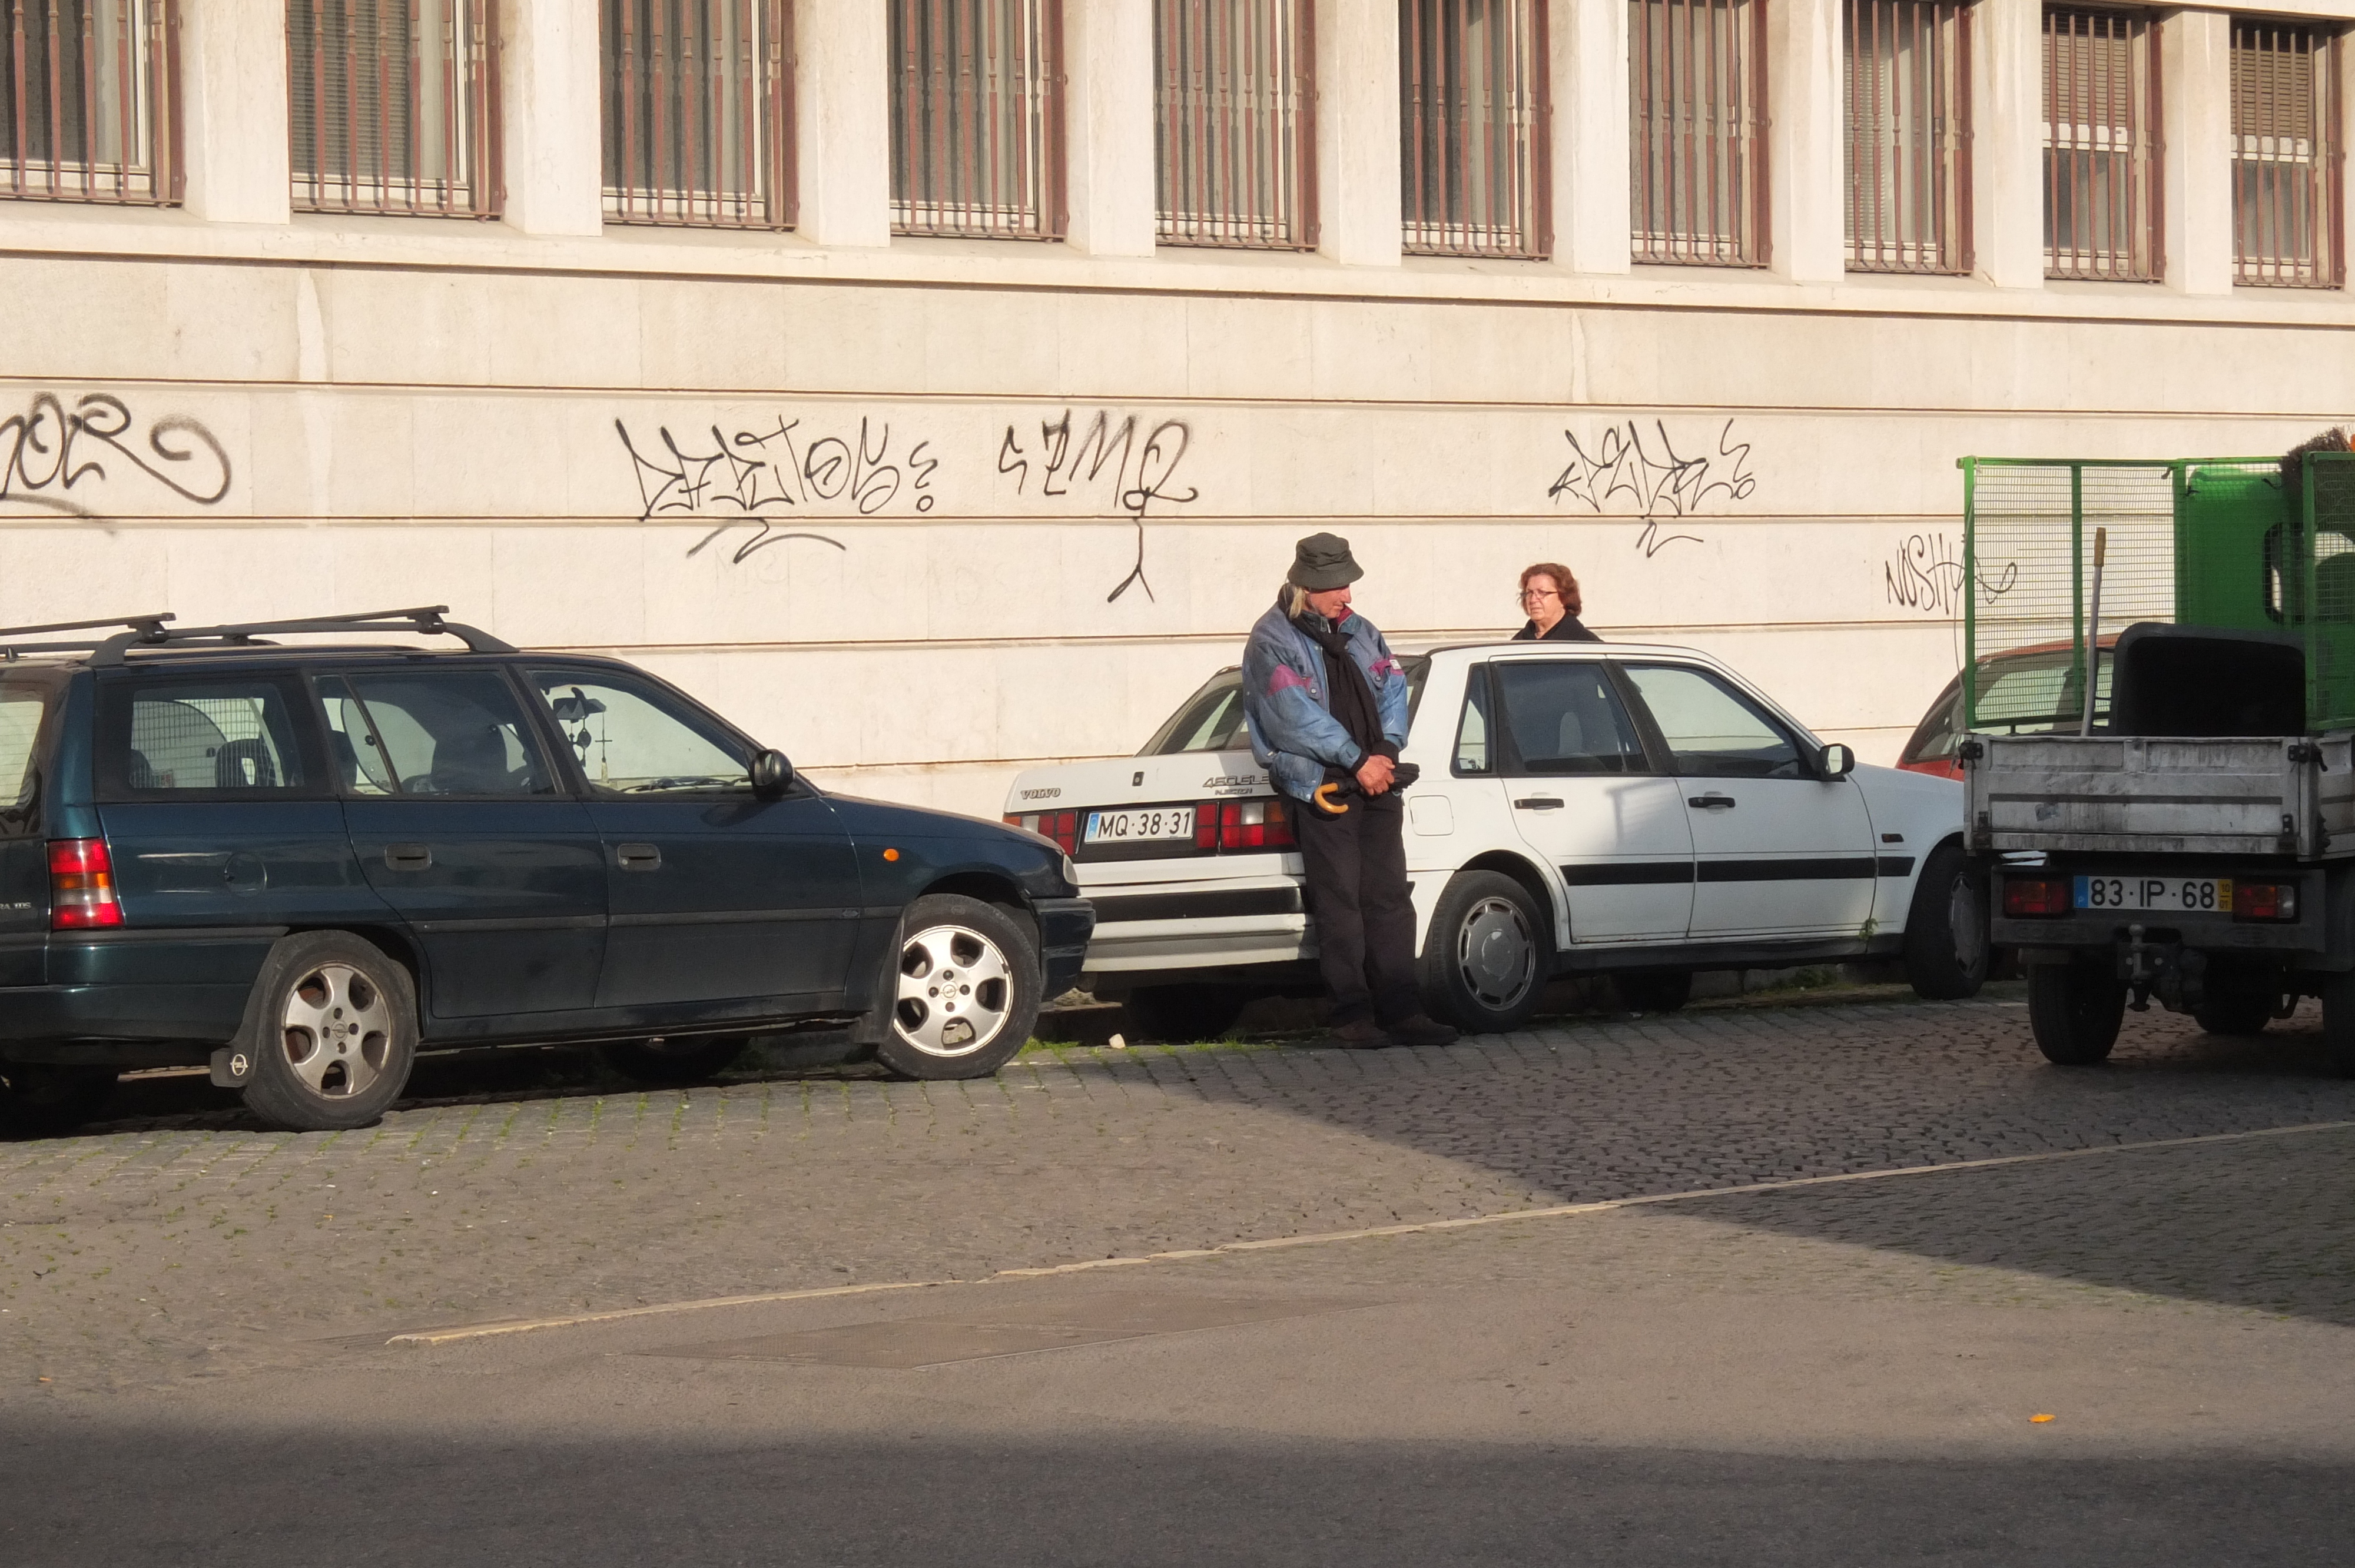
280;963;393;1098
893;925;1015;1058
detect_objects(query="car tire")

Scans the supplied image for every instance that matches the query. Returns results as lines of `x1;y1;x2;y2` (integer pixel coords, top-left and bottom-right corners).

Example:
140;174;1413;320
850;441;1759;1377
870;895;1041;1081
1614;971;1692;1014
1420;871;1550;1034
2322;973;2355;1079
2026;961;2126;1066
0;1064;118;1138
2193;971;2280;1037
238;932;419;1132
1123;986;1248;1044
596;1035;749;1084
1903;842;1989;1001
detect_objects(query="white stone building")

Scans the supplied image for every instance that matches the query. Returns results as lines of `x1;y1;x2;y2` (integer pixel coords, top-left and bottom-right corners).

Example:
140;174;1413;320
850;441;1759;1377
2;1;2350;814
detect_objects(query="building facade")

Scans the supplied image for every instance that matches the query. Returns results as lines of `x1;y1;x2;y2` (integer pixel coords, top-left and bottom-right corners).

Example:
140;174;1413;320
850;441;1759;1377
3;0;2351;814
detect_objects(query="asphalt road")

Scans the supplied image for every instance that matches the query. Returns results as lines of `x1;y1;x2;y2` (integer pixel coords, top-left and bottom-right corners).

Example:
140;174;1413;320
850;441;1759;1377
4;991;2352;1564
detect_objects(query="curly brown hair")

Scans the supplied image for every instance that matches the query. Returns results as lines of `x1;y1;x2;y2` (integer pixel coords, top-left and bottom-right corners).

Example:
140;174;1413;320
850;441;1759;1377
1518;562;1581;617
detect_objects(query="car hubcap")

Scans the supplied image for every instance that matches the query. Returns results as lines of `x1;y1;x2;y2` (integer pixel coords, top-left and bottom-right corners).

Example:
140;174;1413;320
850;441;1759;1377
1948;869;1986;970
280;963;392;1098
1457;896;1534;1009
893;925;1014;1058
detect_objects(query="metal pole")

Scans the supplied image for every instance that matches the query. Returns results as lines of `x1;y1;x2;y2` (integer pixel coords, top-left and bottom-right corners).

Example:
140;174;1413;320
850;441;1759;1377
2081;525;2108;736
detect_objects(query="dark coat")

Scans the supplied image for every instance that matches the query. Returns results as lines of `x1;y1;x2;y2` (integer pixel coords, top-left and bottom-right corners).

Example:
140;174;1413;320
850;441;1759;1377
1513;613;1601;643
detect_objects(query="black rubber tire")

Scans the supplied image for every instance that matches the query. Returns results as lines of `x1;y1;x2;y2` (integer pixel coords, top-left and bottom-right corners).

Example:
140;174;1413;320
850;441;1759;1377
0;1064;118;1138
1903;842;1989;1001
2026;961;2126;1066
238;932;419;1132
2193;974;2280;1037
871;894;1041;1081
596;1035;749;1084
2322;972;2355;1079
1418;870;1551;1033
1122;986;1249;1044
1614;971;1692;1014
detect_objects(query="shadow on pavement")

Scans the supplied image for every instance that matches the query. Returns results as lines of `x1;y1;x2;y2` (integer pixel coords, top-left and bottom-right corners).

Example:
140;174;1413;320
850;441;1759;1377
0;1417;2347;1568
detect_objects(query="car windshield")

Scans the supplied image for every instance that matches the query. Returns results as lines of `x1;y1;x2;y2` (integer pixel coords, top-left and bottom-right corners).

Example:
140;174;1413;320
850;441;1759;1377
0;679;48;810
1973;650;2114;732
1140;658;1432;755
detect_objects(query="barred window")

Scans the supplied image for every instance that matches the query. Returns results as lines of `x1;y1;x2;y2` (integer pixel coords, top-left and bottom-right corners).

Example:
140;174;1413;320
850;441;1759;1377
1400;0;1550;258
287;0;500;217
2232;20;2341;289
603;1;794;229
1631;0;1766;266
1844;0;1970;274
1156;0;1314;249
2043;6;2160;281
890;0;1064;239
1;0;180;204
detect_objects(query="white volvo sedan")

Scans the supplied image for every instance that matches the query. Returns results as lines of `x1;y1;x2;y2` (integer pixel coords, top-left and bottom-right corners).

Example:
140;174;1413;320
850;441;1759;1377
1006;642;1979;1039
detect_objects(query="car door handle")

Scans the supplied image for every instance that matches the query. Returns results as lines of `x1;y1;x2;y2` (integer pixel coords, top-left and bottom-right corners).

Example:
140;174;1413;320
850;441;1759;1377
616;842;662;871
384;844;432;871
1687;794;1738;810
1512;796;1565;811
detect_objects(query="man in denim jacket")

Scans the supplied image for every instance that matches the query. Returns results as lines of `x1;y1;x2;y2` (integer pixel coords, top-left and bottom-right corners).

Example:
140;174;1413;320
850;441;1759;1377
1243;533;1458;1050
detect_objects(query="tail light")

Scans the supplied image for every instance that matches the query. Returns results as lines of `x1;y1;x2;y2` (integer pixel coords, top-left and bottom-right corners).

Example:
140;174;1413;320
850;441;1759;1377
2001;876;2071;918
1210;797;1295;851
1005;811;1080;854
2235;882;2298;922
48;839;123;929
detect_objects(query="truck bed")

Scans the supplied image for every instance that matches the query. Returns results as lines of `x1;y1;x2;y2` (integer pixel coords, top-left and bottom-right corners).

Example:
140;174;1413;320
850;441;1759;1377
1965;732;2355;860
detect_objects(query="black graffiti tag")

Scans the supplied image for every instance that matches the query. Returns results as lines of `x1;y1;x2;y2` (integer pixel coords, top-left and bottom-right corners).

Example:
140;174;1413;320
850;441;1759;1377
1548;418;1757;556
1;392;233;516
618;414;936;566
997;410;1198;602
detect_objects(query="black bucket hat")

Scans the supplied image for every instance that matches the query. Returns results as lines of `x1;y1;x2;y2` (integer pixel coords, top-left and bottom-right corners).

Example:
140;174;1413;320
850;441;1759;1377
1287;531;1364;591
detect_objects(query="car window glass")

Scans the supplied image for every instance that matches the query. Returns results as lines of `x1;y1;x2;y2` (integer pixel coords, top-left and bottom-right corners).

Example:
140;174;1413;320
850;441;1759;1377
1621;665;1804;779
0;685;44;808
1149;675;1250;754
114;681;309;792
316;671;554;796
1492;661;1648;775
526;670;750;795
1973;652;2112;732
1454;667;1493;774
1902;686;1963;765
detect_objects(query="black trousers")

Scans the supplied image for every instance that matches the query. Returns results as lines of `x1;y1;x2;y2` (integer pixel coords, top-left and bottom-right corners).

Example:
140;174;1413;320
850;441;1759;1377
1293;790;1420;1025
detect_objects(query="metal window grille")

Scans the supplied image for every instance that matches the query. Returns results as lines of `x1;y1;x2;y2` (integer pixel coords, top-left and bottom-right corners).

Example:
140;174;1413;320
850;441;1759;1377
2;0;180;203
1631;0;1766;265
890;0;1064;239
1400;0;1550;258
603;1;794;228
287;0;501;217
1844;0;1969;274
1155;0;1314;249
2043;6;2161;281
2231;20;2341;289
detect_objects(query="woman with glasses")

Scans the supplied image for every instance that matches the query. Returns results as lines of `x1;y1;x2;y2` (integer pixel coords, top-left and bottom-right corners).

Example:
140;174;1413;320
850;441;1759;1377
1512;562;1600;642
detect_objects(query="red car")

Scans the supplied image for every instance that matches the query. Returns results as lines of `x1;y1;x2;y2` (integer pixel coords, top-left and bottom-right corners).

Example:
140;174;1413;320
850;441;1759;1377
1899;637;2117;779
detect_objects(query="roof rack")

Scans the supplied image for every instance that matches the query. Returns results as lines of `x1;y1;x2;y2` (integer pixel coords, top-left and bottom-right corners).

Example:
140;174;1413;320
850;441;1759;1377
87;605;514;666
0;612;176;662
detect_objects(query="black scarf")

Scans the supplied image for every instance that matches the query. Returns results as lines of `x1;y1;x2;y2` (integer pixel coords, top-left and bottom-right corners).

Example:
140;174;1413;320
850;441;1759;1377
1292;605;1389;766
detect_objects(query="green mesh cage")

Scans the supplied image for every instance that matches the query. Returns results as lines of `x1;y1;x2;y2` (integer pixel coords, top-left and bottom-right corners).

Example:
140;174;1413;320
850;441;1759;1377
1962;451;2355;735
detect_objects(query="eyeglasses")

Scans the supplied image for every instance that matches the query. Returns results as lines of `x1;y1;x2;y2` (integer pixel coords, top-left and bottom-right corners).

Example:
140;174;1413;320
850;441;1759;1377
1518;587;1560;604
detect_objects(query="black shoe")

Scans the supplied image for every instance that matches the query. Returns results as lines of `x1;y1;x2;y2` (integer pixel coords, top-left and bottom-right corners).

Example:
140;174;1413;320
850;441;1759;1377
1325;1017;1392;1049
1387;1014;1460;1048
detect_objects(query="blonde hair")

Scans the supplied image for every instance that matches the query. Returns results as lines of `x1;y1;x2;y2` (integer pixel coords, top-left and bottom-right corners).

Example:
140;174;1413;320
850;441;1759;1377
1281;582;1312;617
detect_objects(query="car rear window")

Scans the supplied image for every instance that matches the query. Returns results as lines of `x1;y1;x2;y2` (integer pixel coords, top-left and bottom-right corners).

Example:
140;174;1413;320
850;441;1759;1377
1973;652;2114;733
1140;658;1432;756
0;681;48;809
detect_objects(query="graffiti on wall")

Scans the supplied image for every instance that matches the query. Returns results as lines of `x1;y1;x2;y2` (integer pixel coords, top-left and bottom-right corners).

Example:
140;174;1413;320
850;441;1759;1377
1;392;233;517
997;410;1199;601
1883;531;2019;616
1547;418;1757;556
617;414;937;566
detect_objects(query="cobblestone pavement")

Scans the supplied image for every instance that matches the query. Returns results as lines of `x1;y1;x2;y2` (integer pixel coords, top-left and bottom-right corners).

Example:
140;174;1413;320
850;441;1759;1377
5;991;2354;1389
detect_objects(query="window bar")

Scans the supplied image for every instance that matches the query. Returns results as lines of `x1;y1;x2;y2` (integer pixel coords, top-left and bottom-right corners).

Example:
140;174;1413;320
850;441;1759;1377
2232;19;2337;287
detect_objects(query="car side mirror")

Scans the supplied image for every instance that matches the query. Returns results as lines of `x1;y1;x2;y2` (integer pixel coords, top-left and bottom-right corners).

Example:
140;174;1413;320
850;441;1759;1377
1819;743;1856;780
749;749;793;798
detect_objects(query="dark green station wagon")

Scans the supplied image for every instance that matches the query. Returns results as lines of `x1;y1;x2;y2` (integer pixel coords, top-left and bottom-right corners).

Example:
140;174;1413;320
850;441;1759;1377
0;609;1092;1134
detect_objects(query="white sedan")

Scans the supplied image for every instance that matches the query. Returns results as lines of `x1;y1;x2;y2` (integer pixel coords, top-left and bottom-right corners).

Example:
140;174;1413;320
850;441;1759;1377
1005;640;1979;1039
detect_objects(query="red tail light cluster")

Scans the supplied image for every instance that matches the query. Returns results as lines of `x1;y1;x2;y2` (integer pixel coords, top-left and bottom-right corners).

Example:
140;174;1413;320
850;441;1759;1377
48;839;123;929
2001;877;2072;918
2235;882;2298;921
1196;797;1295;852
1003;811;1080;854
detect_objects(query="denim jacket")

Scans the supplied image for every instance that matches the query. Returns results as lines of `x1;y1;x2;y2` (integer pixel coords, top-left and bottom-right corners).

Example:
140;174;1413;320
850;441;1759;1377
1241;600;1411;804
